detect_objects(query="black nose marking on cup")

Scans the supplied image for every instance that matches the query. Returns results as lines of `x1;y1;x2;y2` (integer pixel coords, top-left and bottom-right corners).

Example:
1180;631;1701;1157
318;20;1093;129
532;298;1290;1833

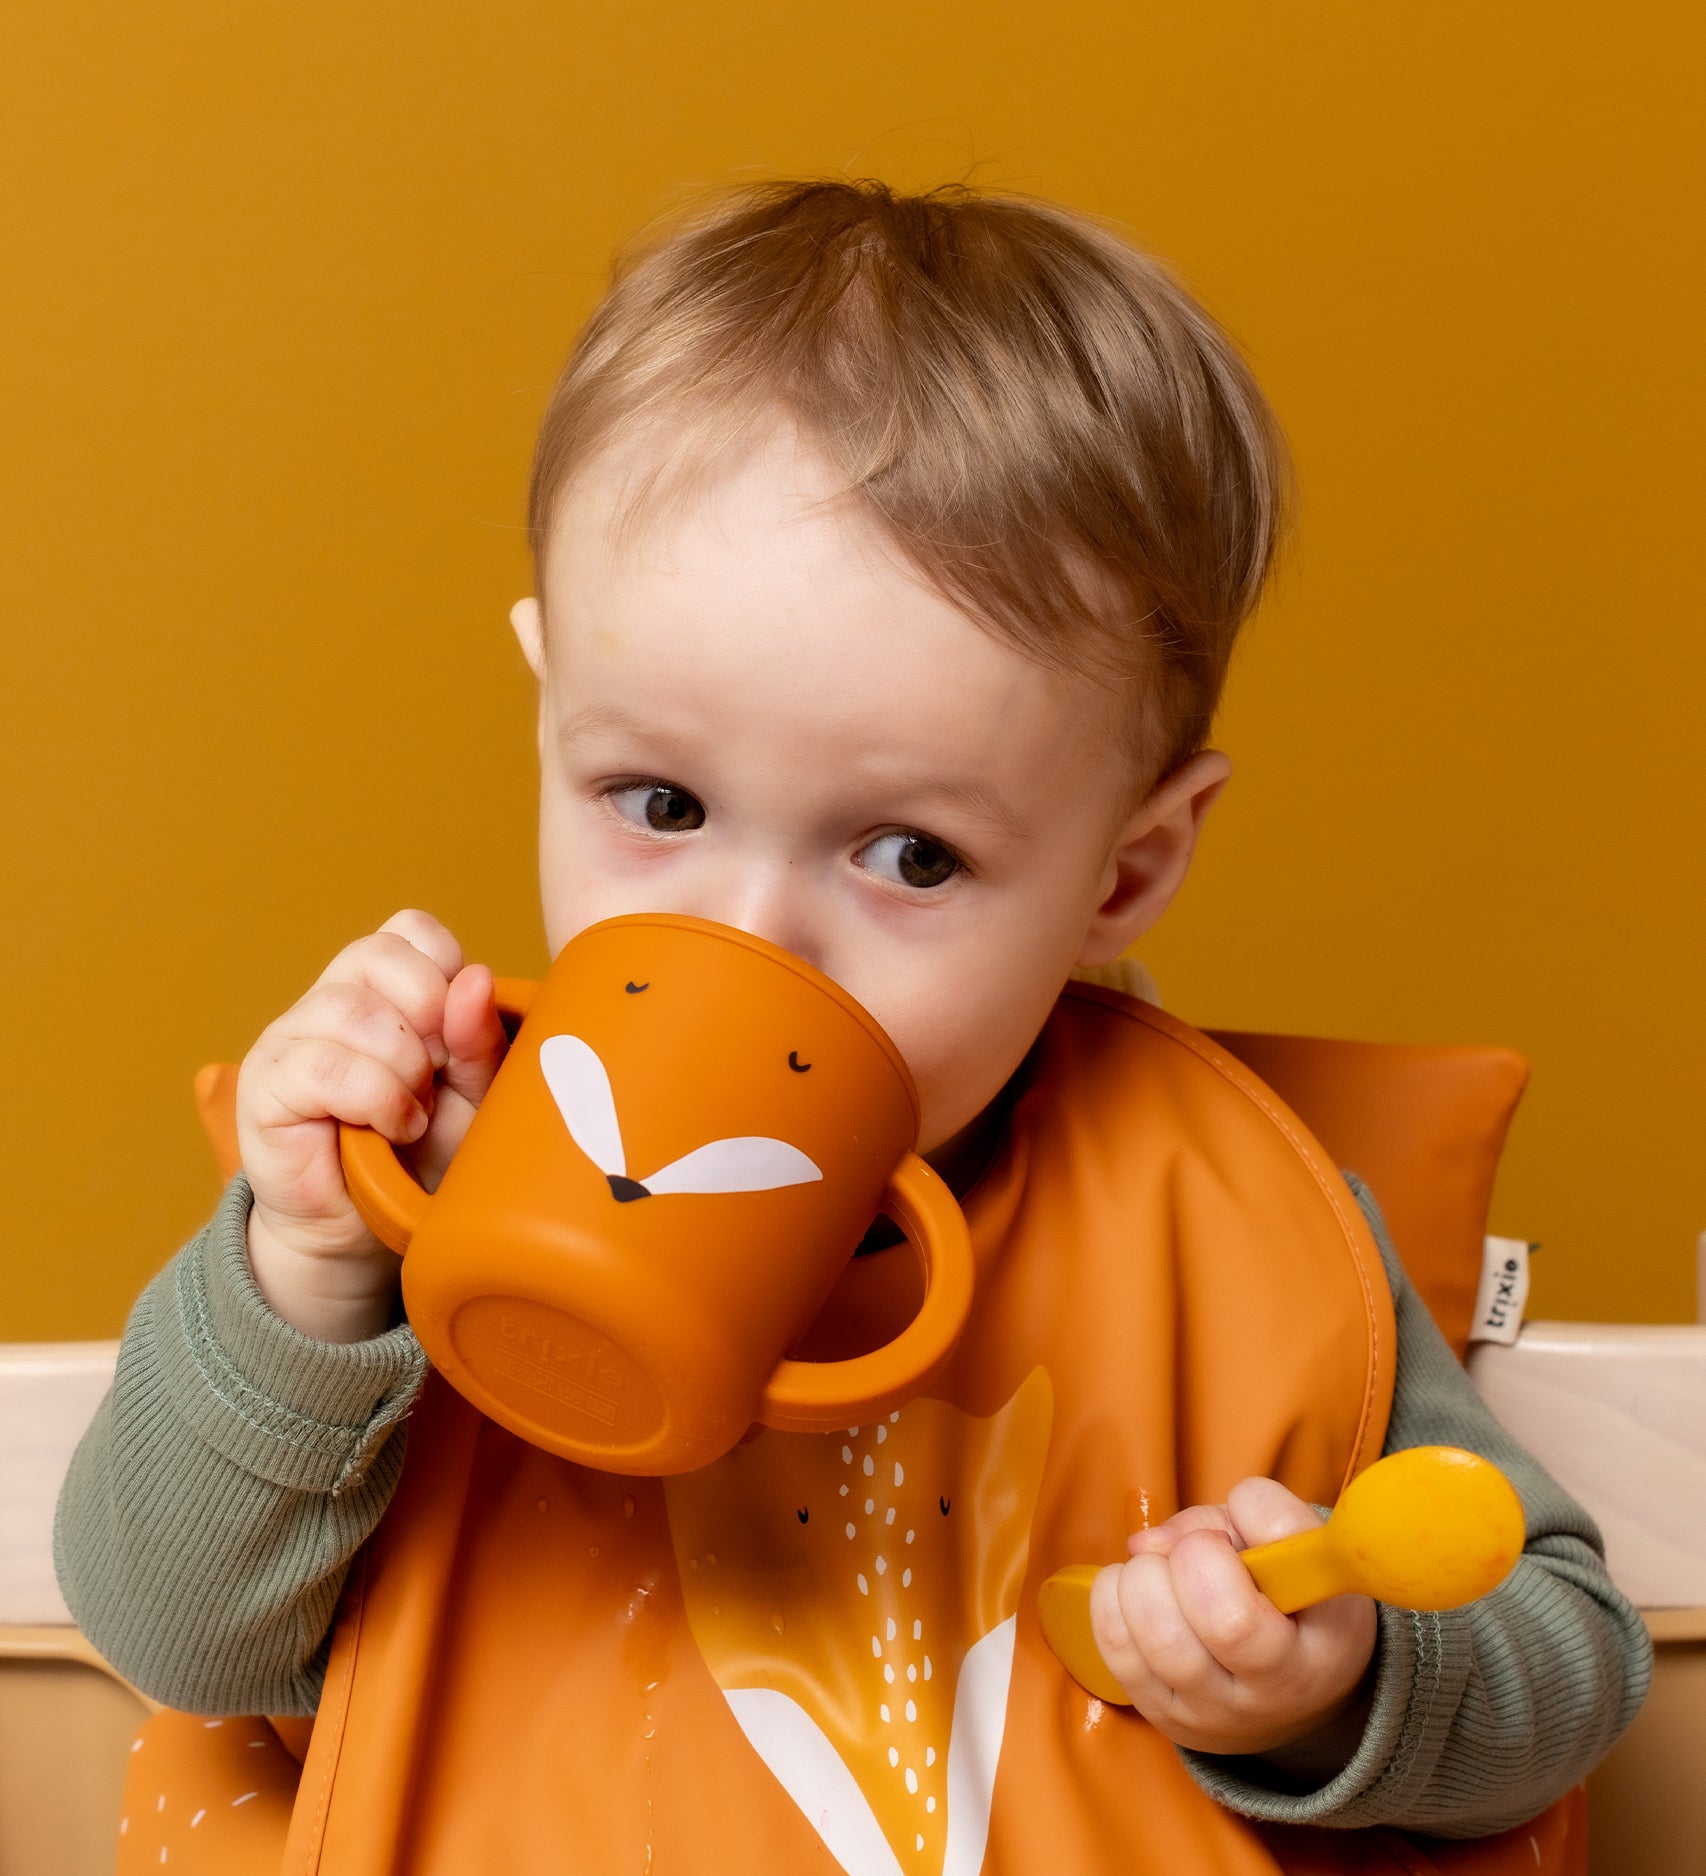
608;1174;651;1202
788;1051;811;1072
625;981;650;994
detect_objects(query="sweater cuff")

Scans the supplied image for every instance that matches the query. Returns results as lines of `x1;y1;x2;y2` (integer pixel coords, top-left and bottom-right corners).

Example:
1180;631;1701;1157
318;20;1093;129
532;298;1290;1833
159;1172;429;1496
1178;1600;1473;1827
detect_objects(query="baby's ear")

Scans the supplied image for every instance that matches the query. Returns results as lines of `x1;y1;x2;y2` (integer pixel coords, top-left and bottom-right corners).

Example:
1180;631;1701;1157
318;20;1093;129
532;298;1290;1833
510;597;545;680
1076;749;1232;965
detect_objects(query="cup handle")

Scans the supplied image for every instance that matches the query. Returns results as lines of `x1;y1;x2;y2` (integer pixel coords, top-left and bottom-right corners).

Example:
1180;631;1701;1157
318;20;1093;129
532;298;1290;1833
756;1152;976;1434
336;976;538;1257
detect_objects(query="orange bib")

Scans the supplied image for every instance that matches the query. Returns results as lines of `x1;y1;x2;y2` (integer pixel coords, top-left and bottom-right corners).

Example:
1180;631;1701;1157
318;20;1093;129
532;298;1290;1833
265;987;1573;1876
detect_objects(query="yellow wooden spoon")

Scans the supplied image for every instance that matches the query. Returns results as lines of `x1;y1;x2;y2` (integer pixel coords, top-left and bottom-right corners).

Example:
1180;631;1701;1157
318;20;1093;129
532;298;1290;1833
1037;1445;1525;1706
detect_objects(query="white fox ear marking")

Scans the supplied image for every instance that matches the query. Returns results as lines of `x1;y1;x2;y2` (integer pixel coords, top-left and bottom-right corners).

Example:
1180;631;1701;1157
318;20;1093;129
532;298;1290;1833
538;1035;625;1177
643;1137;823;1198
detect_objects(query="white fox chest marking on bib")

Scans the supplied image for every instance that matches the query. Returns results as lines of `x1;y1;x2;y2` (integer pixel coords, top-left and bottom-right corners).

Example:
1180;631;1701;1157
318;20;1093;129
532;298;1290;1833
662;1369;1053;1876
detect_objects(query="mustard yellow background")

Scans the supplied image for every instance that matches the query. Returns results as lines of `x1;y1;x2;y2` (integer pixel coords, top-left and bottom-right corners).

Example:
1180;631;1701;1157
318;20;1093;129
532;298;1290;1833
3;2;1700;1339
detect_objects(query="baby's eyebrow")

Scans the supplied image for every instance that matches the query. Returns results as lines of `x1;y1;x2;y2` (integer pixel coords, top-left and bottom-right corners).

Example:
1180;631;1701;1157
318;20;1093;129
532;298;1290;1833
557;701;657;746
557;700;1031;841
868;773;1034;843
557;700;710;774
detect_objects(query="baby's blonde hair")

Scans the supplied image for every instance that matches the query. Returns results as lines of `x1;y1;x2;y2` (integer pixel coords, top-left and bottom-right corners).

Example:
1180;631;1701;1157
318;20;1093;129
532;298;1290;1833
526;178;1291;808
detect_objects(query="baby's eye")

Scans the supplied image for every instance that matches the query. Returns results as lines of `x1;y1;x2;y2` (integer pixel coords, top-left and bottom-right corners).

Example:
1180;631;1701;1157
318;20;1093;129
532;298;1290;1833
606;781;706;834
858;831;961;891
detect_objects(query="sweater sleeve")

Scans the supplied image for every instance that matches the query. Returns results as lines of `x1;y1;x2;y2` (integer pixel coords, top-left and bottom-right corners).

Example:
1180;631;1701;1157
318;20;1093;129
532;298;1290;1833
1179;1174;1654;1835
52;1172;428;1716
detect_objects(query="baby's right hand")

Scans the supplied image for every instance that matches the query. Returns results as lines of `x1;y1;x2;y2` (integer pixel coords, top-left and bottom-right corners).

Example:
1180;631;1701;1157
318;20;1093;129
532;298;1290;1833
236;909;511;1343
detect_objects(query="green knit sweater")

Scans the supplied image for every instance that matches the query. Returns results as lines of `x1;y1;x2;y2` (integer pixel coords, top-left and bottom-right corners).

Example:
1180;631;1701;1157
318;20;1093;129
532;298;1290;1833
54;1172;1650;1839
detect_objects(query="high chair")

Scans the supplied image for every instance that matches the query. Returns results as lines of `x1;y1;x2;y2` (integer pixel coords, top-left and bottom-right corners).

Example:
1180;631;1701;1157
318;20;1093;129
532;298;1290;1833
2;1008;1700;1874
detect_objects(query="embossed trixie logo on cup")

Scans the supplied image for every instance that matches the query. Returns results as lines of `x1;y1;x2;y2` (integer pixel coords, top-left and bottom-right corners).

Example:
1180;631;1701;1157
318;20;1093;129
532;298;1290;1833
482;1311;627;1426
498;1311;623;1387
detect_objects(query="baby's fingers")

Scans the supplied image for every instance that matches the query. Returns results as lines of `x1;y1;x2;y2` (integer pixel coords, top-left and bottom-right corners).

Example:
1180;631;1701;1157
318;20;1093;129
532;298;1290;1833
375;907;464;985
275;978;442;1108
438;963;509;1107
261;1036;431;1146
1225;1476;1328;1550
1168;1527;1299;1679
236;1032;432;1256
1127;1501;1236;1559
313;914;463;1067
1091;1555;1233;1713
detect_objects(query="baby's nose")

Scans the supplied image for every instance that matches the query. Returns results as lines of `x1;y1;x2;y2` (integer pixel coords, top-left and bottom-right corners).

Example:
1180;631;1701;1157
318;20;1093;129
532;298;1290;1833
688;871;828;976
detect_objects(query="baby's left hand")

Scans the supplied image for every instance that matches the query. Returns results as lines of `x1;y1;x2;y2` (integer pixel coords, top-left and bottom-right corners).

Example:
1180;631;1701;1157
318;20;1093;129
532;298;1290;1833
1088;1477;1377;1758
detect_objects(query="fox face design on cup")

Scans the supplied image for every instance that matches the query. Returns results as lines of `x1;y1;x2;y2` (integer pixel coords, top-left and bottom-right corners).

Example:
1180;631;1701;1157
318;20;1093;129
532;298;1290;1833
338;914;976;1474
537;1029;824;1204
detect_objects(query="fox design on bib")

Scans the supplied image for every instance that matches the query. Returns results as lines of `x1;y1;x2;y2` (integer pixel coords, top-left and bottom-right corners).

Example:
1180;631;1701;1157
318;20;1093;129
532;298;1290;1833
662;1368;1053;1876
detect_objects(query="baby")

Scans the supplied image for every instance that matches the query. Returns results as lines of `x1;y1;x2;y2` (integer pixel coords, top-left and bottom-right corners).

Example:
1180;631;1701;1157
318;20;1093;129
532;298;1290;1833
59;180;1648;1874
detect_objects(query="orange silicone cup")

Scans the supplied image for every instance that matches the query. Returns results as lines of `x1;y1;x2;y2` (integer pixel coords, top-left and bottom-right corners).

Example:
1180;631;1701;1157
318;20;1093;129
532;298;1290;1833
338;959;975;1465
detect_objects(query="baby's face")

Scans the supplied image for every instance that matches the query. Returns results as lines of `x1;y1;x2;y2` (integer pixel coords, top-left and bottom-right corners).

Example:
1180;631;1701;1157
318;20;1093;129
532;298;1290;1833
513;424;1140;1162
